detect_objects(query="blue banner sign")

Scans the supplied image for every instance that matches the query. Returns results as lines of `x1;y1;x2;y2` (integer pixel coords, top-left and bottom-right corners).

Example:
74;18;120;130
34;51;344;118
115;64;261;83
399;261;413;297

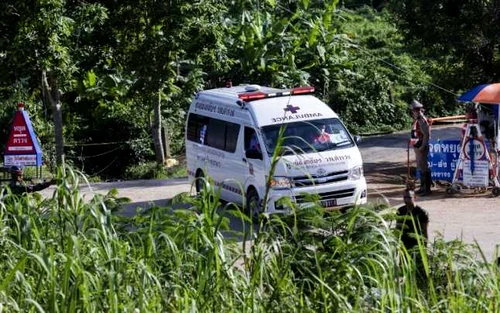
427;140;462;182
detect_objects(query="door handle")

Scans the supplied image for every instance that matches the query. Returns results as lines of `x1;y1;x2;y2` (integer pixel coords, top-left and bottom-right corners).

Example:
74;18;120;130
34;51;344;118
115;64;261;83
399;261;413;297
242;158;247;163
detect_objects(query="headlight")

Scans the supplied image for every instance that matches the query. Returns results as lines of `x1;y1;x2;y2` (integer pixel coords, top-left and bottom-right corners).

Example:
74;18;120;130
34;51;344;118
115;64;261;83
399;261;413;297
269;176;293;189
348;166;363;180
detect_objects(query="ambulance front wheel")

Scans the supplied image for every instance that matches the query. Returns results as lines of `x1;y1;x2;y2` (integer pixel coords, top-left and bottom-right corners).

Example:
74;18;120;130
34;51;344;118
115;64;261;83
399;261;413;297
492;187;500;197
246;188;262;222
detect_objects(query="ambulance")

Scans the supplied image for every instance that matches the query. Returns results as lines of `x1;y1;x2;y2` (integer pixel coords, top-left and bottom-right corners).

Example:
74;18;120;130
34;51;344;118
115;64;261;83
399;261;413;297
185;84;367;219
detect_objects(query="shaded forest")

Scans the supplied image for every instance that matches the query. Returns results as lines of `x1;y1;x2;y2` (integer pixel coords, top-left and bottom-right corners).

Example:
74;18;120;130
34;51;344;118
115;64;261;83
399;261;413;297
1;0;499;178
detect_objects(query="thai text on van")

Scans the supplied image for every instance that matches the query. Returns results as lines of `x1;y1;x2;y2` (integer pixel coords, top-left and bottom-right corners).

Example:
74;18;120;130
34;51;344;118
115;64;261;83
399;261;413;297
292;154;351;167
193;144;226;159
195;101;235;117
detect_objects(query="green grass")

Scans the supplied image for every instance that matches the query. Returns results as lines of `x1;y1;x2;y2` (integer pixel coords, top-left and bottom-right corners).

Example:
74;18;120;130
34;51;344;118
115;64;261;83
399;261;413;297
124;160;187;180
1;128;499;312
0;167;499;312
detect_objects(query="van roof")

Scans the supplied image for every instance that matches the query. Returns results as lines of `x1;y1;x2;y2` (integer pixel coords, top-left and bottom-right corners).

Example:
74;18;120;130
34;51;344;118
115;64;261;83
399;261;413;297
196;85;338;127
200;85;285;100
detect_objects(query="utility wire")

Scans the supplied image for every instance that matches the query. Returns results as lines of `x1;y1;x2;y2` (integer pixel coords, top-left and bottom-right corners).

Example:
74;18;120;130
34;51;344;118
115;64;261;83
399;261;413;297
65;145;124;159
64;138;150;147
90;156;120;176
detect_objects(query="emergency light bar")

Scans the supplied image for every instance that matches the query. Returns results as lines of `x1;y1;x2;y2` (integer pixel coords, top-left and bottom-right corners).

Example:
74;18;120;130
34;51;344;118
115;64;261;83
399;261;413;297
238;86;315;101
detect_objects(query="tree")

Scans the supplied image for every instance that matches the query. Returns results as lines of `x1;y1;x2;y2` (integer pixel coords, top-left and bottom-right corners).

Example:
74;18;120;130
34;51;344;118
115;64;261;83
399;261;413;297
227;1;425;132
227;0;343;89
109;0;229;165
0;0;108;166
325;7;432;132
388;0;500;104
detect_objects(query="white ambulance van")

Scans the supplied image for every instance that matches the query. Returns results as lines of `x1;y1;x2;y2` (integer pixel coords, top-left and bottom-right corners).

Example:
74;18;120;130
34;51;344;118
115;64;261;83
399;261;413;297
185;84;367;218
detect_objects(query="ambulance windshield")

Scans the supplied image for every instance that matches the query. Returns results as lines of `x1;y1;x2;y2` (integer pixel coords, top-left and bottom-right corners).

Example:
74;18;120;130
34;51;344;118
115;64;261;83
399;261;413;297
261;118;354;155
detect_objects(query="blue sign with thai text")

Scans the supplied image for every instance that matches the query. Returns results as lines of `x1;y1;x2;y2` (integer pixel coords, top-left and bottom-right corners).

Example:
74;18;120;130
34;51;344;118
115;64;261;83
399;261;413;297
427;140;462;182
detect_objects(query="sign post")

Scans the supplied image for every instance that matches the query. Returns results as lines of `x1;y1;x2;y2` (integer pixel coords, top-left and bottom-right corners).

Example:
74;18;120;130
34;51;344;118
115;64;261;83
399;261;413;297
3;102;43;172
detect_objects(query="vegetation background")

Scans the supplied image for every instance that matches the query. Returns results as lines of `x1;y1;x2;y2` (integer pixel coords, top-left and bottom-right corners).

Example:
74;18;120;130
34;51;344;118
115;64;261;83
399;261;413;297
1;0;499;179
1;2;500;311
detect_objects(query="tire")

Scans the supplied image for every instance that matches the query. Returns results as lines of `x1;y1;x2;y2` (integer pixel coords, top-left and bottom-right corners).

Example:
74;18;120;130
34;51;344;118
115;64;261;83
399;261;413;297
446;186;457;195
195;170;206;194
492;187;500;197
246;188;261;222
452;184;461;193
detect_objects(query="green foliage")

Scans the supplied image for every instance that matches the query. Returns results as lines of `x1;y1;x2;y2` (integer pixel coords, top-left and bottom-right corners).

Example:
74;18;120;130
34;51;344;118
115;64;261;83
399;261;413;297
124;161;187;180
387;0;500;115
227;0;343;88
0;169;499;311
1;0;497;178
325;8;431;134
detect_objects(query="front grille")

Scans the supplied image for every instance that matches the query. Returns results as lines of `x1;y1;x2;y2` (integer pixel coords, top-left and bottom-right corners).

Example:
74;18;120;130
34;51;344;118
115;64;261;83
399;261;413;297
293;170;348;187
295;188;356;204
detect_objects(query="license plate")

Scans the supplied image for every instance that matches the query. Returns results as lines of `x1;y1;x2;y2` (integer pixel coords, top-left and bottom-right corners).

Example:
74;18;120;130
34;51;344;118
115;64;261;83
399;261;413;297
321;199;337;208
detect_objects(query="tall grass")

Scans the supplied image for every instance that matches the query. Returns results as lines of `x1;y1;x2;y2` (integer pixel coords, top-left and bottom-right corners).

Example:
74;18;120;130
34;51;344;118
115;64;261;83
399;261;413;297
0;167;499;312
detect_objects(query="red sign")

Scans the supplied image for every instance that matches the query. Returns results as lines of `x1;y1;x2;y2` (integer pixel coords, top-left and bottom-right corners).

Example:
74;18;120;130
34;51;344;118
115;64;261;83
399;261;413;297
5;109;36;154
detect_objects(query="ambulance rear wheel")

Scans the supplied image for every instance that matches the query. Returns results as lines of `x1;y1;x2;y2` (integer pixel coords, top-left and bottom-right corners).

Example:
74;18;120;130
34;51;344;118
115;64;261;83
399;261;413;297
195;170;206;194
246;188;261;222
492;187;500;197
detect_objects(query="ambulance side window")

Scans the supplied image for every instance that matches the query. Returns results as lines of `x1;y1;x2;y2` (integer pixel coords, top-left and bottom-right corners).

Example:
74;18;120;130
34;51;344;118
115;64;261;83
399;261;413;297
225;123;240;152
186;113;240;153
206;119;225;149
187;113;209;144
245;127;260;152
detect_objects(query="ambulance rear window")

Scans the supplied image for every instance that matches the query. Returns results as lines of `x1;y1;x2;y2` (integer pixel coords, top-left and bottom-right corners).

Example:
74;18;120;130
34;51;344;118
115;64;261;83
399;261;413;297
186;113;240;153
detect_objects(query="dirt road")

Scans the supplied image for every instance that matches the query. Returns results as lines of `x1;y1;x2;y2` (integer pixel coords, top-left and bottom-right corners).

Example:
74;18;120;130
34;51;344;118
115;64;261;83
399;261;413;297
359;125;500;262
40;124;500;262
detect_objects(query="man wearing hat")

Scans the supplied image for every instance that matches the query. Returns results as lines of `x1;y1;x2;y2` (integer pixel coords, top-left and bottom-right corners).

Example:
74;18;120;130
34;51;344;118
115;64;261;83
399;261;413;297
8;166;55;195
410;100;432;196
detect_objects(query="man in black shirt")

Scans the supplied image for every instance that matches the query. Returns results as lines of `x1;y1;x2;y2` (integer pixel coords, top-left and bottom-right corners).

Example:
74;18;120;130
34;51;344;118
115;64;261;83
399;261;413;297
396;188;429;250
7;166;55;195
396;188;430;285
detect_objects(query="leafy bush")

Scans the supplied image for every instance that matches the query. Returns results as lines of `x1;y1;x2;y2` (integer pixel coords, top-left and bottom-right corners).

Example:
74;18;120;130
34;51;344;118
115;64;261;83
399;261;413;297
124;160;187;180
0;167;498;312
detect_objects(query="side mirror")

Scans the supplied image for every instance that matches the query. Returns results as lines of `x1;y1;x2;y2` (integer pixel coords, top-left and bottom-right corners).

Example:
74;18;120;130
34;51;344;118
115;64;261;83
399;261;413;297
246;148;263;160
354;135;362;143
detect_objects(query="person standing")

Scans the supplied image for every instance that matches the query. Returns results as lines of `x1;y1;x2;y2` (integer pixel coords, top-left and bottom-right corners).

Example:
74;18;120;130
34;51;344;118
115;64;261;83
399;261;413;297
396;189;429;251
249;131;261;152
313;124;331;144
7;166;55;195
396;188;430;284
410;100;432;196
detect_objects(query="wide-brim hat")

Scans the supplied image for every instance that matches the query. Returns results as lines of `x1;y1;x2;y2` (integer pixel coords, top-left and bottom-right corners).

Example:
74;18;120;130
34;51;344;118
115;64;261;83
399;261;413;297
10;166;23;175
410;99;424;109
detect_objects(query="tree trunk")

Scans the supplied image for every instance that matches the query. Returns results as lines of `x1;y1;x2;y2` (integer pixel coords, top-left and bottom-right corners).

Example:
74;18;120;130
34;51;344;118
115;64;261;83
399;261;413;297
42;70;65;166
162;122;171;159
152;90;165;164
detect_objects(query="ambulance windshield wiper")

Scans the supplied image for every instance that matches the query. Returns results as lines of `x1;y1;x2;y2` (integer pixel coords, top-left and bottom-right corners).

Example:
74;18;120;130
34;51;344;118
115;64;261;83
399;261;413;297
280;145;312;155
315;140;351;152
315;142;338;152
335;139;351;147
